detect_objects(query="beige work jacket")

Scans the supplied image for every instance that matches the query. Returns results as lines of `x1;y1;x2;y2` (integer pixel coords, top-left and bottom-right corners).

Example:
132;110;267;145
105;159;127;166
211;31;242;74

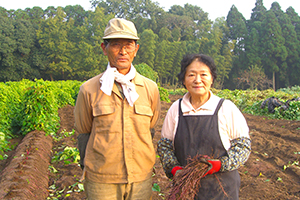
74;72;160;183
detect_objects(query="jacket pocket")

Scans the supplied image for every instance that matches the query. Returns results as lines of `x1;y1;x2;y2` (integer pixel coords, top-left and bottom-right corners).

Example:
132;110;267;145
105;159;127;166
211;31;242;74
134;104;153;134
134;104;153;117
92;104;116;133
91;104;122;167
92;104;115;116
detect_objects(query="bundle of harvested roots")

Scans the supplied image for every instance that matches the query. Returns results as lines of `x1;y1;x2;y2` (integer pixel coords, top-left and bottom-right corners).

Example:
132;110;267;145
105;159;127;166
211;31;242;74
167;155;212;200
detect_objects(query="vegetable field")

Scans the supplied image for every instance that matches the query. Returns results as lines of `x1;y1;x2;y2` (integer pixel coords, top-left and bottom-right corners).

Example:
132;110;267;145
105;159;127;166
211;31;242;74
0;80;300;199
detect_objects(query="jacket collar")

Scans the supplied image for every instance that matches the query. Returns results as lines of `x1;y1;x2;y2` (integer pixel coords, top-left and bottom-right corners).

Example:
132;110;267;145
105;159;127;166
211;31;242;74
131;72;144;87
99;70;144;99
99;70;144;87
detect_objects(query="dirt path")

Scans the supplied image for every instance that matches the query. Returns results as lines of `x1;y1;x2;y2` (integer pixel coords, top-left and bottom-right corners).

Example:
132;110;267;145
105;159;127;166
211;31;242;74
0;95;299;199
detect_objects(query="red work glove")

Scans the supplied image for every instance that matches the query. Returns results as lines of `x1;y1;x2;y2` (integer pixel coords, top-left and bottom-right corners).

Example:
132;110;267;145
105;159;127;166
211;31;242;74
171;166;183;176
203;159;221;177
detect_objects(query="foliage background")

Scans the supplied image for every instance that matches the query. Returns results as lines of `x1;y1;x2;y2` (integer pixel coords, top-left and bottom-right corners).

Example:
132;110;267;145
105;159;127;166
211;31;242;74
1;0;300;90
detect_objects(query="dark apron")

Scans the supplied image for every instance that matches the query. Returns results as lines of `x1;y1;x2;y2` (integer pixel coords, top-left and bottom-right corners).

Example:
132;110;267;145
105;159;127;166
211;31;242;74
174;98;240;200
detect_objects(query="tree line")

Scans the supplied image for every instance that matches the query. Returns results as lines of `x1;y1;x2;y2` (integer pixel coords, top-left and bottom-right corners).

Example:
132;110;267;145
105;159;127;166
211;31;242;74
0;0;299;90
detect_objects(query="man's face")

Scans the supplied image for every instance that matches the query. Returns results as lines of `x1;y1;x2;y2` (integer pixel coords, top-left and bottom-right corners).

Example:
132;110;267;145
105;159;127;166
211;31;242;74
101;39;139;75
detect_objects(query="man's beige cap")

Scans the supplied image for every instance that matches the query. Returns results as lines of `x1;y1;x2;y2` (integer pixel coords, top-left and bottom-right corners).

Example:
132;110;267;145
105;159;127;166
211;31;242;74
103;18;139;40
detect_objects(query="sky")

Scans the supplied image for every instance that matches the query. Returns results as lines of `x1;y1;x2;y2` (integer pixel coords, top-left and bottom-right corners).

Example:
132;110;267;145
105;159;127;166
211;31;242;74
1;0;299;21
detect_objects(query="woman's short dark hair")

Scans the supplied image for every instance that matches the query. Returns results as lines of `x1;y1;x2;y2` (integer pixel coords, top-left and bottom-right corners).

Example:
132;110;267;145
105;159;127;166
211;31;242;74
177;54;217;88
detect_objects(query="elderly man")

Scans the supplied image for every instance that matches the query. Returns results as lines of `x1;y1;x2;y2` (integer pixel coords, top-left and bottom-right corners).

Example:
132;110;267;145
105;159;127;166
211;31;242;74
75;18;161;200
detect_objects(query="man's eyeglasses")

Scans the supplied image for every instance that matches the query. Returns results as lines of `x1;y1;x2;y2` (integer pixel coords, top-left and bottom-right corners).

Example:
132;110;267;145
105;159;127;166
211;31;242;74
109;42;137;53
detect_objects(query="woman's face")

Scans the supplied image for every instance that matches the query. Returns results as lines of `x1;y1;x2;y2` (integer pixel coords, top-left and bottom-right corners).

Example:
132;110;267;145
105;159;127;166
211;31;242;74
183;60;213;98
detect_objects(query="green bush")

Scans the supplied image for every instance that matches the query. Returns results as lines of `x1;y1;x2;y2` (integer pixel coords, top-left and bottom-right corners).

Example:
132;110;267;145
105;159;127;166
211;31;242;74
274;101;300;120
135;63;159;82
215;89;295;112
19;83;60;135
277;85;300;95
243;99;300;121
0;80;33;136
159;87;170;103
168;88;187;96
0;79;82;159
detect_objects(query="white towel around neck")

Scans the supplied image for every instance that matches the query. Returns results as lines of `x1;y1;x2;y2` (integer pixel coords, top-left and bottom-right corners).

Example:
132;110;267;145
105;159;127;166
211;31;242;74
100;63;139;106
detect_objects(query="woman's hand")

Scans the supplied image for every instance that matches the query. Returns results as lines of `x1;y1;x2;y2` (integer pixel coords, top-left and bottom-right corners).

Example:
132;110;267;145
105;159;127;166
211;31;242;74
171;166;183;176
203;159;221;177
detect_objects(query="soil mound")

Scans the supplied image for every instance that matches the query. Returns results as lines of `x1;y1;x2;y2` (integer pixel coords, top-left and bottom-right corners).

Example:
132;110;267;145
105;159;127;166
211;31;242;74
0;130;52;199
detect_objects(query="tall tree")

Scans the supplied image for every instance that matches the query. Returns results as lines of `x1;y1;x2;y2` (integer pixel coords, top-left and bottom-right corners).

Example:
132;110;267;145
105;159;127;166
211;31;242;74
246;27;261;66
168;4;212;42
64;5;88;27
70;7;113;80
280;13;300;87
0;14;17;81
286;7;300;85
24;8;48;80
13;19;39;80
164;41;178;84
271;2;299;87
249;0;267;24
135;29;157;69
226;5;248;89
213;17;234;89
25;7;44;29
12;9;30;20
37;7;72;80
168;5;184;15
44;6;57;18
155;12;196;41
226;5;247;49
169;41;186;85
154;40;168;83
186;39;200;54
0;7;8;17
171;26;181;42
0;13;38;82
158;27;172;42
261;10;287;90
245;0;267;64
199;18;223;58
169;3;209;25
286;7;300;42
91;0;163;20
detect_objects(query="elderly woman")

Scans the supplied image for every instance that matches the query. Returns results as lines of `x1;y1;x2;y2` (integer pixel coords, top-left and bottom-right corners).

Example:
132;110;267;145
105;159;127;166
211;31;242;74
157;54;251;200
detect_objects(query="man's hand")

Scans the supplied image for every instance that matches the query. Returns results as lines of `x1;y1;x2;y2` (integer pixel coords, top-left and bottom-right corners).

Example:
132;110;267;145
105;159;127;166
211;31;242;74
203;159;221;177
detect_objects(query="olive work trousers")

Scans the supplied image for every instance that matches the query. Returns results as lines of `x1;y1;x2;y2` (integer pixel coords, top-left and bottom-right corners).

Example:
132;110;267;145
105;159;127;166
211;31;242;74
83;177;152;200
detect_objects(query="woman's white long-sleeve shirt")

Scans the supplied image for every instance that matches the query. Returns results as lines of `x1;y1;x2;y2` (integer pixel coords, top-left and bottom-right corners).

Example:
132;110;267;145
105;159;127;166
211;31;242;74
161;91;250;151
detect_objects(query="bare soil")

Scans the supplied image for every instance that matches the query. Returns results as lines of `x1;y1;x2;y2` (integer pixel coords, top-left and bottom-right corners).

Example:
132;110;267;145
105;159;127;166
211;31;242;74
0;94;300;199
